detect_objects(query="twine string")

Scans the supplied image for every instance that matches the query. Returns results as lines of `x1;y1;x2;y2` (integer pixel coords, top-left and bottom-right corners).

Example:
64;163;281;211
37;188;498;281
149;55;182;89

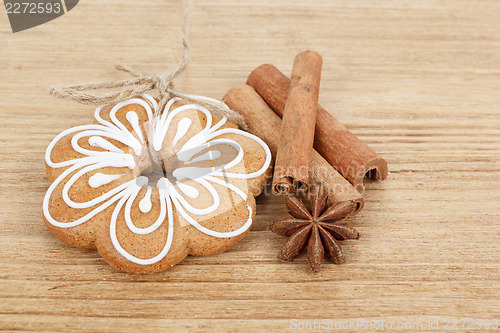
48;0;247;130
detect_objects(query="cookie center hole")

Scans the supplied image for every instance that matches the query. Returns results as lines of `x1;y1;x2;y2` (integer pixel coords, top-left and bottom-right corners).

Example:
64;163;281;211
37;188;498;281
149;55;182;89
140;168;165;186
138;146;178;187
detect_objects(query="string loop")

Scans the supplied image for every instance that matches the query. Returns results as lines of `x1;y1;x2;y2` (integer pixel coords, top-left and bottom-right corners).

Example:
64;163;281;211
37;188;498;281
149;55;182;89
48;0;247;130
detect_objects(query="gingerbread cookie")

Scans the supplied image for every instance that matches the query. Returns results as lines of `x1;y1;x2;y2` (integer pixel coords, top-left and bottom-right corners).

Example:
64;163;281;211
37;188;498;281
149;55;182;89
43;94;271;274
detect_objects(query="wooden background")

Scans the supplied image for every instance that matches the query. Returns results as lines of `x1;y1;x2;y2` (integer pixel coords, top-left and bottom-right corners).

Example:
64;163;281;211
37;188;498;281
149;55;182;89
1;0;499;331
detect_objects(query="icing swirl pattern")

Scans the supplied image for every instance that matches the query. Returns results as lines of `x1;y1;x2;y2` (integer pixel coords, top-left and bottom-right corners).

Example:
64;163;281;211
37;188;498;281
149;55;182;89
43;94;271;266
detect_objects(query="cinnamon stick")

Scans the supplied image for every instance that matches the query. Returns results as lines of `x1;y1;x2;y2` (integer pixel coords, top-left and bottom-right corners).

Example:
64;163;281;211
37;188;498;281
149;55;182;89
247;64;388;192
223;84;364;214
273;51;322;194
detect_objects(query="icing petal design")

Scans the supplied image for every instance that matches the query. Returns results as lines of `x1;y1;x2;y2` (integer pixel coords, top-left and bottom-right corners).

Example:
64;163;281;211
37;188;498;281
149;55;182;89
43;94;271;266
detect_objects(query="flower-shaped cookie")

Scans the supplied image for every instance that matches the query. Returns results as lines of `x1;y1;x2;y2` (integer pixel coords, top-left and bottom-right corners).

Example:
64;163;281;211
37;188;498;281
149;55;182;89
43;94;271;273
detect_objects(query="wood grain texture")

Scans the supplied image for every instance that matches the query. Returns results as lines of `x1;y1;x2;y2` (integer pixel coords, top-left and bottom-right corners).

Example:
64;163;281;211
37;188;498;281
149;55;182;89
1;0;499;332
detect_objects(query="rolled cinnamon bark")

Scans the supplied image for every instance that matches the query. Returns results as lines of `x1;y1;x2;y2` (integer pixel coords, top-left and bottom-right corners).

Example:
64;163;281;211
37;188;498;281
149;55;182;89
273;51;322;194
223;84;364;214
247;64;388;192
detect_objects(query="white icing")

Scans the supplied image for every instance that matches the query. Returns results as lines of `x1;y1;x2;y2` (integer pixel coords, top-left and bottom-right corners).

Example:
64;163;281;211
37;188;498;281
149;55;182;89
43;94;272;265
176;181;199;199
110;186;173;265
89;136;124;153
139;187;153;213
172;118;192;147
89;173;123;188
124;181;166;235
126;111;144;143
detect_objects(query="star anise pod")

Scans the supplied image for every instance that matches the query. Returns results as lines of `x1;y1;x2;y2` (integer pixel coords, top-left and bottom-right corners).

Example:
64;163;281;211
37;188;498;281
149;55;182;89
270;184;360;272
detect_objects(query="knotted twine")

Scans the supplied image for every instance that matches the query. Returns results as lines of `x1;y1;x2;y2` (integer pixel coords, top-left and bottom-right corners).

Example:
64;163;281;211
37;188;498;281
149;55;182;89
48;0;248;130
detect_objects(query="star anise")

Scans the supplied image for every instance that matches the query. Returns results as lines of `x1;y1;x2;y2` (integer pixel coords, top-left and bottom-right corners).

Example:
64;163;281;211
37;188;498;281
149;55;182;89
270;184;360;272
